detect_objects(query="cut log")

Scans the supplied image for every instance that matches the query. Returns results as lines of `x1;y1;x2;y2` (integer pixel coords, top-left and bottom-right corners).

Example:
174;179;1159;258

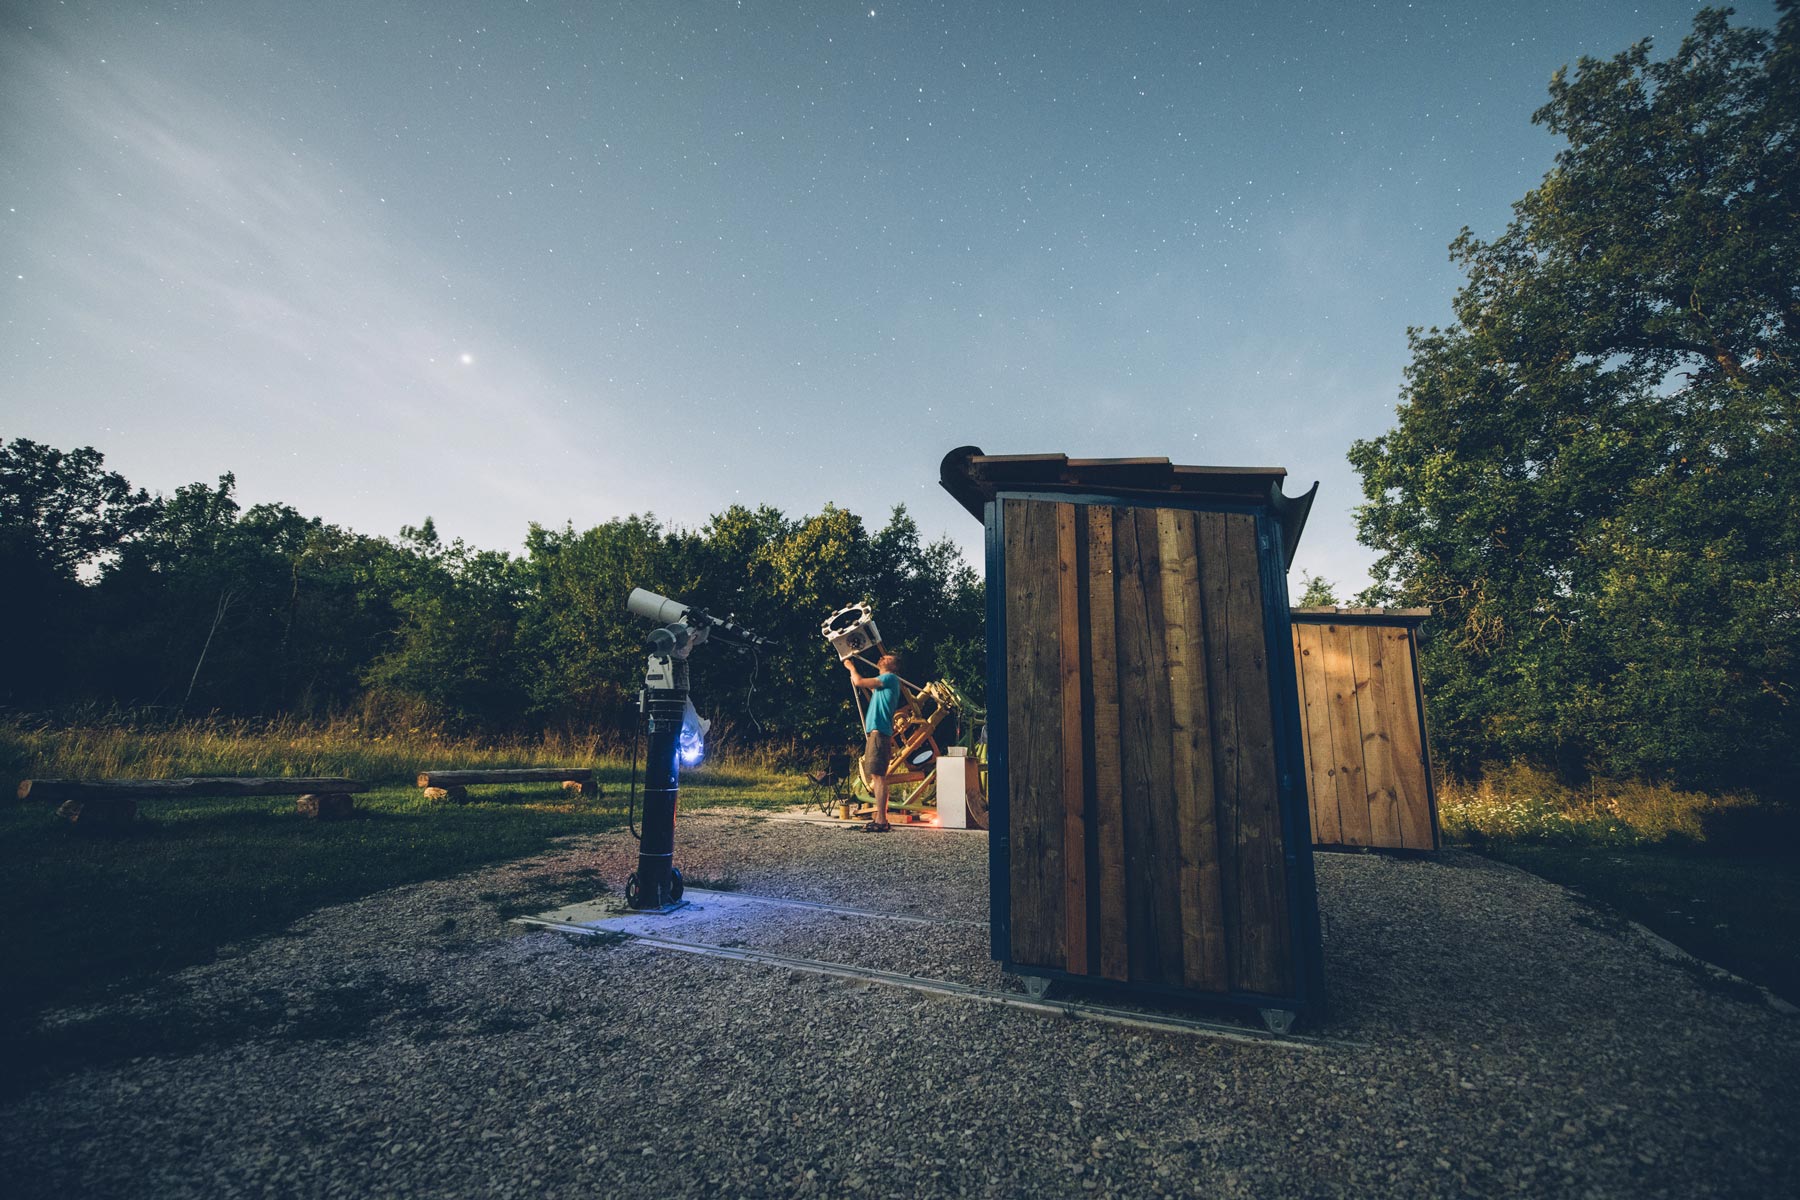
561;780;598;798
422;786;468;802
296;793;356;820
20;777;372;802
56;796;137;827
415;768;595;788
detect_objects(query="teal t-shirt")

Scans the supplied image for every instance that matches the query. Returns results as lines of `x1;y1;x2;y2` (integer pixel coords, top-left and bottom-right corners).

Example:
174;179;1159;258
864;673;901;735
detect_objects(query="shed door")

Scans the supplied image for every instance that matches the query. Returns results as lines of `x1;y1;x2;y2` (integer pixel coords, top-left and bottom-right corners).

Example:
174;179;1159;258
1000;498;1294;997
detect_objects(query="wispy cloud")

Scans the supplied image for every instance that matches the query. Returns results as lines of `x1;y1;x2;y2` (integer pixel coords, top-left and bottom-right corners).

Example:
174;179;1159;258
1;23;624;548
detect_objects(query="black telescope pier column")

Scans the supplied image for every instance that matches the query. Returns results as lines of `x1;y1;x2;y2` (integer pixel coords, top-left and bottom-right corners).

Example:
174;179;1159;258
632;687;687;909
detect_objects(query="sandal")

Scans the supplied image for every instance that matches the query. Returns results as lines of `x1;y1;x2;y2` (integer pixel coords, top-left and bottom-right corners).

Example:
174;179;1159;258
858;821;892;832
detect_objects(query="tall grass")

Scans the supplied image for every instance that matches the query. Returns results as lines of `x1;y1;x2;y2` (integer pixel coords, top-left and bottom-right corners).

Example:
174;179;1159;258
0;712;832;796
0;714;609;789
1438;761;1762;848
9;717;1773;847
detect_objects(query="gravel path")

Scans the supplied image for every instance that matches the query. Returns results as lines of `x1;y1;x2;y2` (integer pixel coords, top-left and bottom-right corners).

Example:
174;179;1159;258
3;812;1796;1198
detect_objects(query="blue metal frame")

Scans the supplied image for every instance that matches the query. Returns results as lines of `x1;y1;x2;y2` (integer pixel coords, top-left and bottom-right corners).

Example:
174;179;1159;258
1255;512;1327;1012
984;488;1326;1020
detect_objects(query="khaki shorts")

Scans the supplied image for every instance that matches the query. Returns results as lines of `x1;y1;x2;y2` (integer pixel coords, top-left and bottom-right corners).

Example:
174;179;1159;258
863;731;892;778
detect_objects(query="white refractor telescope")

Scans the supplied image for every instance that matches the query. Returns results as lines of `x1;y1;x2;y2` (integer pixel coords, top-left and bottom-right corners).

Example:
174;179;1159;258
621;588;767;911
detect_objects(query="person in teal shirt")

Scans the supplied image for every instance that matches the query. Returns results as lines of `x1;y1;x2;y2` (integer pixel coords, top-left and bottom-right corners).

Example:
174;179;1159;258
845;650;904;831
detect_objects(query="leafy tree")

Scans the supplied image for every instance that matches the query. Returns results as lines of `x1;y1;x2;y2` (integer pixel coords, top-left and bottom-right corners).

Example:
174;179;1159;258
362;520;529;731
1295;572;1340;608
1350;4;1799;791
273;522;405;716
0;439;156;706
82;476;330;713
516;514;700;733
864;506;986;707
0;438;155;578
516;503;984;748
3;435;989;747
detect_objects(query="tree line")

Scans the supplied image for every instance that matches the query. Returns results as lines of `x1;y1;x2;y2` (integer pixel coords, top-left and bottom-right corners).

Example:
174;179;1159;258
0;437;985;749
1351;4;1798;797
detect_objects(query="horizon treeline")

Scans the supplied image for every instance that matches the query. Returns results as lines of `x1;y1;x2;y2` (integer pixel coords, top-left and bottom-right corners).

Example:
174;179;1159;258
0;437;985;748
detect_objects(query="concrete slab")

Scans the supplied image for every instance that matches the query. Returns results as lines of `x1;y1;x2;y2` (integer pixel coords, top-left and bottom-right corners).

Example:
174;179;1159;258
518;886;969;936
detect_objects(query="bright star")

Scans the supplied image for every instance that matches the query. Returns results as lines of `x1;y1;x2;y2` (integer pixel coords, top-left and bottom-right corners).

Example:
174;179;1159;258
459;353;474;365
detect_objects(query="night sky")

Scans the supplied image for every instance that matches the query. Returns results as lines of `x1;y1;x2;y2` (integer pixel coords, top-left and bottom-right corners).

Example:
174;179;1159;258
1;0;1777;598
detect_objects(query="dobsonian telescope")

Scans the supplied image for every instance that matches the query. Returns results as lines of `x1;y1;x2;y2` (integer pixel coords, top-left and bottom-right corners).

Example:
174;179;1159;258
622;588;768;911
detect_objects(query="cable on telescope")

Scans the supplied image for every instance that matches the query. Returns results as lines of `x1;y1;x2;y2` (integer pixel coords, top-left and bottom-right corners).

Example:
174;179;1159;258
626;698;642;842
742;645;764;735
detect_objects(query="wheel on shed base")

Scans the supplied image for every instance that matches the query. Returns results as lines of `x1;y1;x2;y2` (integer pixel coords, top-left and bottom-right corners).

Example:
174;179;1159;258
624;869;681;907
1259;1007;1297;1036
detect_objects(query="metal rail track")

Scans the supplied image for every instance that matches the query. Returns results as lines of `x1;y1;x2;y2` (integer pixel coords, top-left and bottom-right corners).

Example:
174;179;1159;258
519;892;1346;1051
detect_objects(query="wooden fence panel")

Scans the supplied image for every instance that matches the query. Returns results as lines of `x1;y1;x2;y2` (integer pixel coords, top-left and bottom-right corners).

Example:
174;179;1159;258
1292;623;1342;845
1086;507;1130;981
1002;498;1066;968
1056;503;1090;972
1290;617;1438;850
1115;508;1184;985
1195;511;1241;988
1001;498;1299;997
1382;627;1436;849
1352;624;1405;847
1219;514;1292;996
1320;625;1371;845
1158;509;1228;991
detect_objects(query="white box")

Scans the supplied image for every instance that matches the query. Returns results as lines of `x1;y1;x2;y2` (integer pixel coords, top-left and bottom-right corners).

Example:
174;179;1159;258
936;757;972;828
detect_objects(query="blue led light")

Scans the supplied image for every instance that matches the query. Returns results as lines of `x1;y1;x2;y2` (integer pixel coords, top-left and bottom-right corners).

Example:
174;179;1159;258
678;697;709;767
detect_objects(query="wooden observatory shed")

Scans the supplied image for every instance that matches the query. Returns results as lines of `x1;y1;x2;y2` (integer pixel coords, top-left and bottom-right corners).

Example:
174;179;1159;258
940;447;1327;1031
1289;607;1439;851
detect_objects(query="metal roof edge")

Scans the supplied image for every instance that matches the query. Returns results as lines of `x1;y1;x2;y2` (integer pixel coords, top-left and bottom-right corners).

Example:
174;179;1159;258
940;449;1319;569
1290;606;1431;627
1271;478;1318;569
938;444;988;521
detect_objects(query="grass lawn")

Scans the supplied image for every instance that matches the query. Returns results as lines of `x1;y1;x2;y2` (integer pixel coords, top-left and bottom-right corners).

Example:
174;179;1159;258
0;761;806;1035
1474;842;1800;1004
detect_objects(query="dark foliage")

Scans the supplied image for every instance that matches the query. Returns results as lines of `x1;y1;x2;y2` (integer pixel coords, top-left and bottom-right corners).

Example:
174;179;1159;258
1351;5;1799;794
0;438;984;745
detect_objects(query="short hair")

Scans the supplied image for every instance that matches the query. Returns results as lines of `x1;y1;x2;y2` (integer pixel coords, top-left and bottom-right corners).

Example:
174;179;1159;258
880;650;904;672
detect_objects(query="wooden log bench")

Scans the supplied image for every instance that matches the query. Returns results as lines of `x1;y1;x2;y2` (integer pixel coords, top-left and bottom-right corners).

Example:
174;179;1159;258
16;777;372;825
415;768;598;803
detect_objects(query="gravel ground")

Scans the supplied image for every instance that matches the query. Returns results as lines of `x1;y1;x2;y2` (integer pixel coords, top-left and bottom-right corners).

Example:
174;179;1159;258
3;811;1796;1199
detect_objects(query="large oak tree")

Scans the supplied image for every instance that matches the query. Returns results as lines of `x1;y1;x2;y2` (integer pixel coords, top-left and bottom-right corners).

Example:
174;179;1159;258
1351;4;1798;791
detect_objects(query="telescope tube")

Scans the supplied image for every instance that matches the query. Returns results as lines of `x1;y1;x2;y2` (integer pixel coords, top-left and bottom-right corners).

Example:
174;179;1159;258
626;587;690;626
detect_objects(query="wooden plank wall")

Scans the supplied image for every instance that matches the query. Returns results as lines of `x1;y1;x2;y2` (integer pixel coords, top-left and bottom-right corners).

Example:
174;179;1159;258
1290;621;1437;850
1001;498;1293;997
